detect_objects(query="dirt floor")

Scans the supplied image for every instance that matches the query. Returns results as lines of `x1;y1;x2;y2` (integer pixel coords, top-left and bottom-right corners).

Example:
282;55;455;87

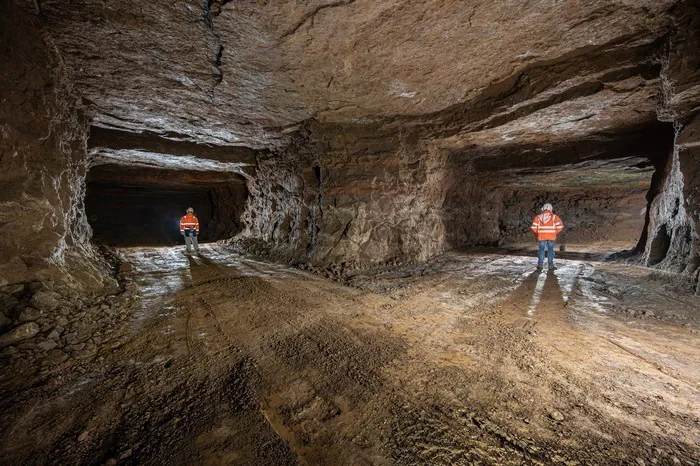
1;245;699;465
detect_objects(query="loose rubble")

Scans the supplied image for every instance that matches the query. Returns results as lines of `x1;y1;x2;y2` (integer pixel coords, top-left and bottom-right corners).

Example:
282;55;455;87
0;259;140;387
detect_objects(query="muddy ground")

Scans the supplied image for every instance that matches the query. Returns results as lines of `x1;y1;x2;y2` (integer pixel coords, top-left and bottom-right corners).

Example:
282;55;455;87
1;245;699;465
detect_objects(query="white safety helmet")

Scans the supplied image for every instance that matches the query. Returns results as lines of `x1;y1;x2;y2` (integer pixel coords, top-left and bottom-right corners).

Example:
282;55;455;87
186;207;194;213
541;203;553;212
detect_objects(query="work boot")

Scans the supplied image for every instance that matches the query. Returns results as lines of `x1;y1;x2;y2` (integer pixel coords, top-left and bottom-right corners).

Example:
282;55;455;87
193;251;199;257
549;264;557;270
536;264;543;271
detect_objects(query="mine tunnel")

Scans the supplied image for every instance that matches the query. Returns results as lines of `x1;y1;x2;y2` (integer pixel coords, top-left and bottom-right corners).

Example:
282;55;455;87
438;120;678;256
2;0;700;465
85;163;248;246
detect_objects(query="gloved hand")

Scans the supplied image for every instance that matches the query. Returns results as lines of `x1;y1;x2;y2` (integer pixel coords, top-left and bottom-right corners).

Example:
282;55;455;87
180;231;185;236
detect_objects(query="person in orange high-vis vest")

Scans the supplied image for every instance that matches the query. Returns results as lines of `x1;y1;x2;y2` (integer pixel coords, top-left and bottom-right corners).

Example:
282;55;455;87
530;203;564;270
180;207;200;256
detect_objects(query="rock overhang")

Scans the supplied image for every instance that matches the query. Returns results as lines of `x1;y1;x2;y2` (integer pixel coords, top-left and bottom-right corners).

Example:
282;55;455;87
3;0;699;285
40;0;681;155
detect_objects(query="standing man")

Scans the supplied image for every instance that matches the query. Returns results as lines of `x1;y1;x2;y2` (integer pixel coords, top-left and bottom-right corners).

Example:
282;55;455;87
530;203;564;271
180;207;200;256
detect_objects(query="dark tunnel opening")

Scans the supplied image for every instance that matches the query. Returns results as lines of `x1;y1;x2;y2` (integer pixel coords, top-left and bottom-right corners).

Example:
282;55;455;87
647;224;672;266
85;163;248;247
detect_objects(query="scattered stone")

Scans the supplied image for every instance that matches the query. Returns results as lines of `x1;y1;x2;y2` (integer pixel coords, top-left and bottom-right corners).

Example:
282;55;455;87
0;322;40;347
17;340;38;351
125;282;139;293
119;449;132;460
48;330;60;341
64;332;79;345
55;316;69;327
78;431;90;442
75;345;97;359
65;343;86;352
30;291;61;312
1;283;25;296
0;295;19;315
118;262;134;274
1;344;18;356
43;349;69;366
549;411;565;421
27;282;48;293
0;313;12;330
37;340;58;351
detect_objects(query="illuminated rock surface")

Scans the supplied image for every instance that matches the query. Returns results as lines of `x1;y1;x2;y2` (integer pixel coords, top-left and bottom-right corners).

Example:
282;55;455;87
1;1;699;463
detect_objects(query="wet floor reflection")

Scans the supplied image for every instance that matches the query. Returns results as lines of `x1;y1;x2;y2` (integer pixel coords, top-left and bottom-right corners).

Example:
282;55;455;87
524;270;546;316
120;245;315;315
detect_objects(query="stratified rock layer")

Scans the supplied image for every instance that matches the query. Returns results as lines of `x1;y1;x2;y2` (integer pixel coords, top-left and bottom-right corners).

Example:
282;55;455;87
1;0;699;291
0;1;112;289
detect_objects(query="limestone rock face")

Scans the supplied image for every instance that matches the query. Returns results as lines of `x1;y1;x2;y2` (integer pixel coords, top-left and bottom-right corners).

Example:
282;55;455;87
645;114;700;290
37;0;681;147
2;0;699;289
41;0;308;148
0;322;39;348
0;1;113;289
640;5;700;291
272;0;675;122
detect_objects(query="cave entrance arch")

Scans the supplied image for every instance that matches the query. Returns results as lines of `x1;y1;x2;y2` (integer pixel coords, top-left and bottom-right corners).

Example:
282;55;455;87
85;164;248;247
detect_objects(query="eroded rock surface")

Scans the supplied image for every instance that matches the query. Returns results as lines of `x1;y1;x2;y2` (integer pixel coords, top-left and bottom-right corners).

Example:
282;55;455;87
1;0;699;290
2;2;700;462
0;1;113;289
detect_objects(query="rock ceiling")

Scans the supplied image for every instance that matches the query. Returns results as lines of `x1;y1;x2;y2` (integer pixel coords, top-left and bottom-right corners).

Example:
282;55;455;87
42;0;681;166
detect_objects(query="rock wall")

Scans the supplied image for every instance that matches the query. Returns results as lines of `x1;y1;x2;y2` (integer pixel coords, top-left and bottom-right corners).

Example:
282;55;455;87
642;2;700;291
498;188;649;247
311;138;448;268
2;0;699;292
236;128;451;270
676;116;700;291
0;1;112;290
645;117;700;289
234;127;325;263
441;178;502;249
209;184;249;240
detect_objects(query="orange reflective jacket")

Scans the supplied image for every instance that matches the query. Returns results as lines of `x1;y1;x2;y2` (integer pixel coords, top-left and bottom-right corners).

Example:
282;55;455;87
531;212;564;241
180;213;200;232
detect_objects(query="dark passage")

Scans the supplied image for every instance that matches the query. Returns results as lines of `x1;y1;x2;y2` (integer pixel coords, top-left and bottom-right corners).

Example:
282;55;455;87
647;224;671;266
86;164;248;246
